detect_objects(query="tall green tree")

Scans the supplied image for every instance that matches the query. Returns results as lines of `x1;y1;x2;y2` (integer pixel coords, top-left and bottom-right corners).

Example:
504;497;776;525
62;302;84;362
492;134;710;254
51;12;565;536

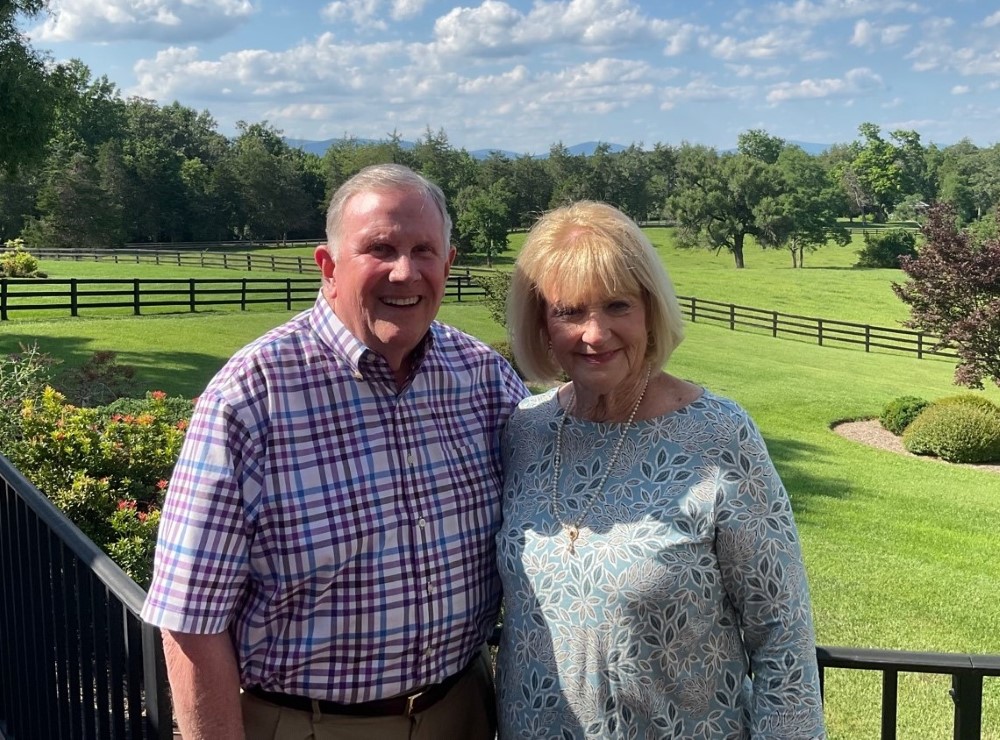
852;123;904;222
455;180;514;266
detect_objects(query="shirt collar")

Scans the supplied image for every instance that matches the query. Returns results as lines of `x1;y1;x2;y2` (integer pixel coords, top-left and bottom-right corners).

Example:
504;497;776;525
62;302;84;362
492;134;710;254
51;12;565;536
308;292;435;382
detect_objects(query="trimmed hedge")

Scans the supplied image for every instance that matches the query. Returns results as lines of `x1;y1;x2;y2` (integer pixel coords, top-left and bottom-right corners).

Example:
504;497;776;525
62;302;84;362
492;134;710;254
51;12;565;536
902;403;1000;463
933;394;1000;415
879;396;931;436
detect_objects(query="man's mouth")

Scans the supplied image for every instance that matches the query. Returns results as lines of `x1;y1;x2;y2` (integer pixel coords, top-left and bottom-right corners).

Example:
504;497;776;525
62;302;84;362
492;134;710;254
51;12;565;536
382;296;421;307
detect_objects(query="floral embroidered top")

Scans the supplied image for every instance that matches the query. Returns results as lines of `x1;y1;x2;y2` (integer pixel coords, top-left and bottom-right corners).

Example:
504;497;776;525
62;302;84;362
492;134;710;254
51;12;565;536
496;388;825;739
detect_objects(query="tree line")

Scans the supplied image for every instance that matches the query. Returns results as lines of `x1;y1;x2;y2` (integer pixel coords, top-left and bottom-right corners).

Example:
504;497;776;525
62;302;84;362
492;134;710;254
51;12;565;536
4;2;1000;268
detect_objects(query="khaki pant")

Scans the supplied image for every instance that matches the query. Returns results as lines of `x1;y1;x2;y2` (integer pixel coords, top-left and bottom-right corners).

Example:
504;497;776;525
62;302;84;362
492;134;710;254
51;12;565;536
241;651;496;740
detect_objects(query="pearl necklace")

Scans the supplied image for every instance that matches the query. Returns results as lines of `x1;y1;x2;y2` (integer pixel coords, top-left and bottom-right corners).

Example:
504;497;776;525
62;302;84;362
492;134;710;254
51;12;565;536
551;367;651;554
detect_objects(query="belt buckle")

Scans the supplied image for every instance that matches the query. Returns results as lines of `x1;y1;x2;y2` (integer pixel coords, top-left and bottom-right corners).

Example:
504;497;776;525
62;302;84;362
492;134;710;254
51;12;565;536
405;689;426;717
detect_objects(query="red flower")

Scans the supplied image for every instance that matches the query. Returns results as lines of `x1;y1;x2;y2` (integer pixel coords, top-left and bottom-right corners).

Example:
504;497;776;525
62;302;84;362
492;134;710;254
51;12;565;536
150;390;167;401
156;479;168;490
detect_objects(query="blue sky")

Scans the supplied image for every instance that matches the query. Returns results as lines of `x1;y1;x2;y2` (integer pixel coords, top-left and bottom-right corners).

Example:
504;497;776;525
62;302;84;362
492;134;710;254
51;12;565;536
27;0;1000;155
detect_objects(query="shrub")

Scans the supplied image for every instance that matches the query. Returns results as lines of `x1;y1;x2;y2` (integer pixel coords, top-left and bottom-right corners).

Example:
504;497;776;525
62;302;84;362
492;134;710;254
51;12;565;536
0;343;55;455
54;350;138;407
101;391;195;426
879;396;930;436
0;239;42;277
902;403;1000;463
855;229;918;268
9;386;190;587
491;340;524;379
476;271;512;327
933;393;1000;415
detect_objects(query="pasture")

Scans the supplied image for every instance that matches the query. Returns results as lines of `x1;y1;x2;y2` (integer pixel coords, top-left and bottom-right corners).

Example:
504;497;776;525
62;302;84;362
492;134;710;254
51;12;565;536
3;234;999;738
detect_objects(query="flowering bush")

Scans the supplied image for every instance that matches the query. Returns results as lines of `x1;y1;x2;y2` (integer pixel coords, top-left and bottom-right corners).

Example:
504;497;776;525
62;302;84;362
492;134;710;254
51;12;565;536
0;238;44;277
10;387;192;587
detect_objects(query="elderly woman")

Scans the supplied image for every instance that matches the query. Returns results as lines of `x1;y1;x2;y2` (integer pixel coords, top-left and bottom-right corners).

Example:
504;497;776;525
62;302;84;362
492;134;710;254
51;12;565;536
495;201;825;739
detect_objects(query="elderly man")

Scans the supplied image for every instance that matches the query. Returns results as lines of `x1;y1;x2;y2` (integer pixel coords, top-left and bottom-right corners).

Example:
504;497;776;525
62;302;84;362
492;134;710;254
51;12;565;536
141;164;528;740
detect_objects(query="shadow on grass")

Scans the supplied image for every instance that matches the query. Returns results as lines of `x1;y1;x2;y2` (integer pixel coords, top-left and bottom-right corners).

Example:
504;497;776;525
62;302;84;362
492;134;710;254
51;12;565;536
763;434;853;514
0;332;224;399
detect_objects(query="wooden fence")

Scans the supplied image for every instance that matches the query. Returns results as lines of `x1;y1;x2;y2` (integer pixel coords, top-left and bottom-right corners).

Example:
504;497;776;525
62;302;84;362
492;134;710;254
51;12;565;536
21;247;500;279
0;275;484;320
675;295;954;360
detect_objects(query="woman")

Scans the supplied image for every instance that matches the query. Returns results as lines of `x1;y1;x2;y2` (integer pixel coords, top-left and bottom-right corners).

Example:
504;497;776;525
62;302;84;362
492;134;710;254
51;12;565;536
496;201;825;739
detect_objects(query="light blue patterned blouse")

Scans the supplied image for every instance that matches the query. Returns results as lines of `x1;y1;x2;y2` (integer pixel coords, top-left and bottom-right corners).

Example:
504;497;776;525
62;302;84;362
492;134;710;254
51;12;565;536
496;388;825;739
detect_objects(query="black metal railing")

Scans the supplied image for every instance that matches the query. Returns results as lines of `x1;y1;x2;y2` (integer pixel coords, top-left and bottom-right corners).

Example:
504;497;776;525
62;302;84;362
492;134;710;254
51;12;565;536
0;454;172;739
2;449;997;739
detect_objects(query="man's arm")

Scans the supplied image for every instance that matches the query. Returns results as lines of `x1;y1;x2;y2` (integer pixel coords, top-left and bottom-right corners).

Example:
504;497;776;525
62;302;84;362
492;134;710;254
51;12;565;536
163;629;245;740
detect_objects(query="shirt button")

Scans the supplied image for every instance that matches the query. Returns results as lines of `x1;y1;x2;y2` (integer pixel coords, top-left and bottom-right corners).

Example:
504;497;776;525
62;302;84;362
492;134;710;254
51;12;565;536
418;517;426;529
424;648;433;657
426;582;434;593
407;452;415;466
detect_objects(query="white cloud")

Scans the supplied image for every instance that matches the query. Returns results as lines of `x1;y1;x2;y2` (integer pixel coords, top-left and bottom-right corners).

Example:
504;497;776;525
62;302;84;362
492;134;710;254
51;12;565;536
427;0;700;59
768;0;923;25
320;0;427;28
951;85;970;95
36;0;255;42
707;29;811;60
982;11;1000;28
660;78;751;110
766;67;883;102
851;20;909;48
726;64;789;79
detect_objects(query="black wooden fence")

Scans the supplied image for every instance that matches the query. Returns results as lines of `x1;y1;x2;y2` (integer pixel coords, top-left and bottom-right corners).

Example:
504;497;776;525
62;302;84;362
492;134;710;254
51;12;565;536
676;295;954;361
0;275;484;320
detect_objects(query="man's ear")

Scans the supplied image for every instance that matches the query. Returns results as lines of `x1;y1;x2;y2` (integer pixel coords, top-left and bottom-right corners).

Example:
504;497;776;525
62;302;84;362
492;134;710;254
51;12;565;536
445;245;456;279
315;244;335;279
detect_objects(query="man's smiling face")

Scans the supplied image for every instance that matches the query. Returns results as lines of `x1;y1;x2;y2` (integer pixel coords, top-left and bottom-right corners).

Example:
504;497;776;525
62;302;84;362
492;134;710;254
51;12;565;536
318;187;454;371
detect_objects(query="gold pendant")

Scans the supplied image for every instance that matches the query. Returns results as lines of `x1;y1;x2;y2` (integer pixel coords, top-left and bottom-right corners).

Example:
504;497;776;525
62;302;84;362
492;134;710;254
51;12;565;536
566;525;579;554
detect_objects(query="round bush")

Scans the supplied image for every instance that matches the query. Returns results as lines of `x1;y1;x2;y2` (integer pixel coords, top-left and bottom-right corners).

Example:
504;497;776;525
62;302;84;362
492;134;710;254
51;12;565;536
902;404;1000;463
879;396;930;436
933;394;1000;415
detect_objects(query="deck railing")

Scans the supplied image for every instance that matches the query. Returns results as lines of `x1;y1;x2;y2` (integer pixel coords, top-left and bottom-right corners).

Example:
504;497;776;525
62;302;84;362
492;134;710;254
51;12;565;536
2;455;997;739
0;454;171;739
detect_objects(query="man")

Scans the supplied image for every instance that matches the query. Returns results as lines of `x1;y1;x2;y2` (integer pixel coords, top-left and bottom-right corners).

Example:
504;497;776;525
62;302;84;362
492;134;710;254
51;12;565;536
141;164;528;740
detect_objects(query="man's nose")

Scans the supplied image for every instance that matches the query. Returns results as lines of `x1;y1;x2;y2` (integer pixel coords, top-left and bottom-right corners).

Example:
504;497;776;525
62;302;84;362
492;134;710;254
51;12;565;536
389;253;418;282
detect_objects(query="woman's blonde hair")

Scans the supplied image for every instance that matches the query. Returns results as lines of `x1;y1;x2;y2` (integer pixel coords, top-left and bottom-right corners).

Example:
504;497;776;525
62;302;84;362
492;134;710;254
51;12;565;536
508;201;684;382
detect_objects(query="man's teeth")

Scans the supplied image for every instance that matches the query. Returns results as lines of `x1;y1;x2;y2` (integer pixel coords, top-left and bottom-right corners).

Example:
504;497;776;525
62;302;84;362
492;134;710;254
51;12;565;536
383;297;420;306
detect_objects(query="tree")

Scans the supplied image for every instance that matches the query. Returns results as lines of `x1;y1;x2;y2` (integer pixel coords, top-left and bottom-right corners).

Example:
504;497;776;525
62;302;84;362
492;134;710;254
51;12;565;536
667;144;783;268
455;180;514;266
852;123;904;223
0;0;64;173
757;146;850;267
893;203;1000;388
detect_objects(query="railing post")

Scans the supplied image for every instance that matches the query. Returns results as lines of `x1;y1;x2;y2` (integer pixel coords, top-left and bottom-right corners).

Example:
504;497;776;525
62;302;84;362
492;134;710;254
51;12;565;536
70;279;78;318
772;310;778;338
297;256;303;274
818;318;824;346
882;670;898;740
917;332;924;360
1;278;7;321
729;303;735;331
865;325;871;352
247;255;252;272
133;279;141;316
241;279;247;311
952;673;984;740
690;297;696;322
189;279;196;313
223;253;229;270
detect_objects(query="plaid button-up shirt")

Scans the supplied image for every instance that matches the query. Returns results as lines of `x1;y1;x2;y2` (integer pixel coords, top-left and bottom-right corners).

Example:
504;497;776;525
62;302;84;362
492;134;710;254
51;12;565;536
141;294;528;702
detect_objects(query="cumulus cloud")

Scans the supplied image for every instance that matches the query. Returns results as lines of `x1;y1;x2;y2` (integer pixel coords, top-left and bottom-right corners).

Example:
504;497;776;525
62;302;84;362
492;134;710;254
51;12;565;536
766;67;883;102
36;0;255;43
707;29;811;60
427;0;700;59
768;0;923;25
850;19;909;48
951;85;970;95
660;78;751;110
321;0;427;29
982;11;1000;28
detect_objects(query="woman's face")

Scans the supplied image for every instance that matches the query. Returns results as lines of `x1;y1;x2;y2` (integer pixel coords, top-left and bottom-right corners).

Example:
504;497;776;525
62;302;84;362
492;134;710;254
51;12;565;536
544;290;649;398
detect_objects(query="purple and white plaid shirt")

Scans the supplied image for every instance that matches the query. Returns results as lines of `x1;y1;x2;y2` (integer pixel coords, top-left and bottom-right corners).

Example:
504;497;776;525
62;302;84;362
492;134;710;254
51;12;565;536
141;293;527;702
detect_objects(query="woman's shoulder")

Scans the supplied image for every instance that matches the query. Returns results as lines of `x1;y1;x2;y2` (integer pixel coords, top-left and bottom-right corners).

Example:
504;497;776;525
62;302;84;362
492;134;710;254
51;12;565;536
513;386;559;414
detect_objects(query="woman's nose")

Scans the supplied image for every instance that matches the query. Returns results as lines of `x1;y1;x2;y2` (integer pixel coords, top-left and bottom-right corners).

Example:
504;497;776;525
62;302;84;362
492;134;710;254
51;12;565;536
580;313;609;343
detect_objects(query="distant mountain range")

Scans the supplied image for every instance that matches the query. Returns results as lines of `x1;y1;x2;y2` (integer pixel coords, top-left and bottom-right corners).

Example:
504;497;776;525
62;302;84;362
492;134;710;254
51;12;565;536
284;137;829;159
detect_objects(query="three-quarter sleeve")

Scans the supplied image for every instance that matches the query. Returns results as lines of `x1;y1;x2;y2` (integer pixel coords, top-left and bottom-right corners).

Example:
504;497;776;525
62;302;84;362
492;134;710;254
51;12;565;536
714;414;826;740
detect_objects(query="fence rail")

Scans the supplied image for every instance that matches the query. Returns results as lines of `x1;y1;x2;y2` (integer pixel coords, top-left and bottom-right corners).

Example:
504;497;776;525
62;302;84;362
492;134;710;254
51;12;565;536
0;275;484;320
676;294;954;360
0;453;171;740
20;246;501;279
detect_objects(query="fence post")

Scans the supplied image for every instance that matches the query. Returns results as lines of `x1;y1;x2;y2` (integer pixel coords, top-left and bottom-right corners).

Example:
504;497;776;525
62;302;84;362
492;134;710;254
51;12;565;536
176;252;181;266
729;304;735;331
286;279;292;310
70;279;78;318
223;253;229;270
817;319;824;347
133;279;141;316
297;256;303;274
241;279;247;311
865;326;871;353
917;333;924;360
270;256;276;272
246;255;252;272
200;252;205;268
189;279;196;313
0;278;7;321
690;297;696;322
155;252;160;265
114;253;119;264
457;277;462;302
952;673;984;740
772;311;778;338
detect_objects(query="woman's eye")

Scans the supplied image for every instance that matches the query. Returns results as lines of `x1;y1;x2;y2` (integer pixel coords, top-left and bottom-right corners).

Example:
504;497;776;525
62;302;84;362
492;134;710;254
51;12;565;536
552;306;580;319
608;301;632;314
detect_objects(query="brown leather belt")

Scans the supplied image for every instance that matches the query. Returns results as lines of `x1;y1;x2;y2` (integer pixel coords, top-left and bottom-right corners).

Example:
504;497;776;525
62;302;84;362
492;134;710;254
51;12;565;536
245;657;476;717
